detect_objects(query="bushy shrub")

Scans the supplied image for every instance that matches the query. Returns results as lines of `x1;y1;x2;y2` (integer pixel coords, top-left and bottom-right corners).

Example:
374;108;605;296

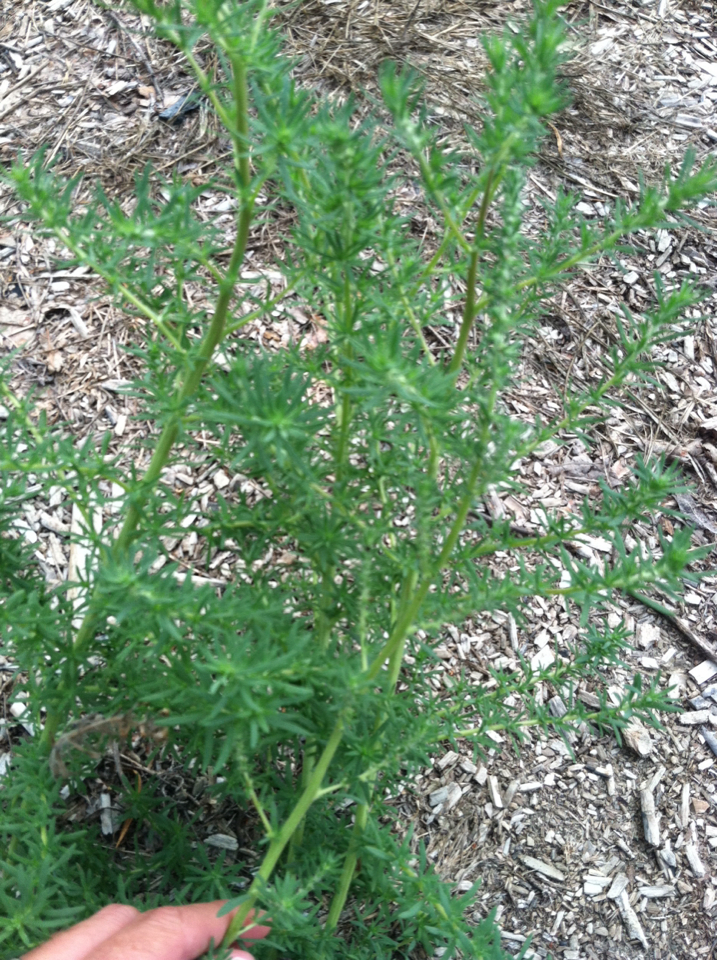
1;0;715;955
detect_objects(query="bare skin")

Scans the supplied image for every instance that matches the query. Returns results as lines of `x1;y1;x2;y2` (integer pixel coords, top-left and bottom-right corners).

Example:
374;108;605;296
21;901;270;960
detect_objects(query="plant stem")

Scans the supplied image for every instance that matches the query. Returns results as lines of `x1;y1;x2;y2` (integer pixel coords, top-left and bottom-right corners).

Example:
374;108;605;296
386;570;419;689
222;712;347;947
325;800;368;931
335;273;355;482
448;248;479;375
294;275;353;856
326;566;419;930
448;166;496;375
40;54;254;753
414;152;471;255
286;744;314;862
367;454;484;684
325;456;485;923
444;176;661;381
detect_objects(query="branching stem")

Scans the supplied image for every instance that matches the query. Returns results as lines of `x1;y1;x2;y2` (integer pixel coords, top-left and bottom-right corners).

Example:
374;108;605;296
448;161;501;374
40;53;254;752
222;712;347;947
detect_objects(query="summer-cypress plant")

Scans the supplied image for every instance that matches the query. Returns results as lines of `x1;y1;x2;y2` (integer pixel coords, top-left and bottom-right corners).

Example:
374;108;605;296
1;0;715;955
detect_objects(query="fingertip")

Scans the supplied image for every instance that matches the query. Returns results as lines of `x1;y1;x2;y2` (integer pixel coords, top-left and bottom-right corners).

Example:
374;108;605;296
94;903;141;925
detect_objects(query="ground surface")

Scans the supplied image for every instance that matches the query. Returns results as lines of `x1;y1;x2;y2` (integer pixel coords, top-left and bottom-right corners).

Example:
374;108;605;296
1;1;717;958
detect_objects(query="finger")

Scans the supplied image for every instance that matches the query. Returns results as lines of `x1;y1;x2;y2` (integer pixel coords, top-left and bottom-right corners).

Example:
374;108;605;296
85;901;268;960
22;904;140;960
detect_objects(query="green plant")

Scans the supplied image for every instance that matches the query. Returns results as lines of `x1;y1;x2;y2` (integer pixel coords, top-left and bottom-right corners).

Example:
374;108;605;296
1;0;715;955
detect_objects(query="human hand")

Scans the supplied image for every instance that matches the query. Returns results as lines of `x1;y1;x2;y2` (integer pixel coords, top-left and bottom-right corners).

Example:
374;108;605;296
21;901;270;960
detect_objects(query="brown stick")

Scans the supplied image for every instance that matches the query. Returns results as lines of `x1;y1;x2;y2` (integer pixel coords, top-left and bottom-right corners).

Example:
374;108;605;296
671;615;717;663
629;591;717;662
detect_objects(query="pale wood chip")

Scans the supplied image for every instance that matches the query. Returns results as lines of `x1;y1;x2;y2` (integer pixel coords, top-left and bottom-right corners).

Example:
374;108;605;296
429;786;449;807
679;709;714;725
684;843;706;878
487;775;503;809
204;833;238;851
607;873;629;899
100;379;133;393
578;690;601;709
547;695;567;718
640;788;660;847
615;889;648;948
644;765;665;792
680;782;691;828
584;874;612;895
659;844;677;871
474;764;488;786
623;718;652;756
689;660;717;684
437;750;459;770
503;779;520;804
213;469;231;489
39;510;70;534
667;671;686;698
701;726;717;759
636;621;660;649
530;645;555;670
520;855;565;882
518;780;542;793
638;884;675;898
99;793;114;836
444;782;463;811
172;571;227;588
